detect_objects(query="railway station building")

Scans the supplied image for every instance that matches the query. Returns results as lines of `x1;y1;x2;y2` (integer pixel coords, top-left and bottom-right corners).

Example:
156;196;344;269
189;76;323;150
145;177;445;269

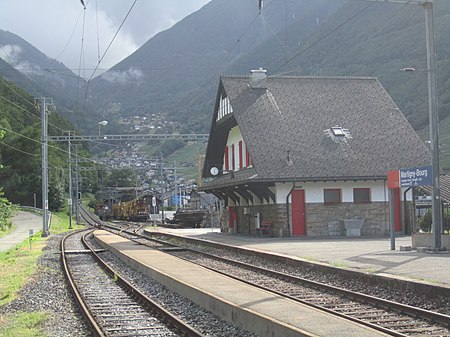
201;69;430;237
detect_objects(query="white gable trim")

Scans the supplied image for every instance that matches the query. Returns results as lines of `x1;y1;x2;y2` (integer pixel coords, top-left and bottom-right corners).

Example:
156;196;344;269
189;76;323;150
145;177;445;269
217;93;233;122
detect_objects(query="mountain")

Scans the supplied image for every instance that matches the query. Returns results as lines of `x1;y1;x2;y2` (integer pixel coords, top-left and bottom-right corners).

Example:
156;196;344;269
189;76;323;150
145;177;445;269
88;0;345;132
262;0;450;132
89;0;450;135
0;30;96;132
3;0;450;138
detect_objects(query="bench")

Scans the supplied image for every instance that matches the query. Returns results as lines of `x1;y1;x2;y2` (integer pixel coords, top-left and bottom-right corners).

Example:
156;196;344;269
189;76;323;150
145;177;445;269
256;221;272;237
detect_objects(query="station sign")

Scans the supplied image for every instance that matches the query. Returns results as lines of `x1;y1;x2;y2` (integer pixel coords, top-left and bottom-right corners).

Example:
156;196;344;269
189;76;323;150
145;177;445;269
400;166;432;187
388;166;432;188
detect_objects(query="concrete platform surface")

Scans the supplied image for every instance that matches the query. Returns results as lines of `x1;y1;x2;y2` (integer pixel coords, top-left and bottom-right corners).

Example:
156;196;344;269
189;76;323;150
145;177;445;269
94;230;390;337
148;227;450;287
0;211;42;252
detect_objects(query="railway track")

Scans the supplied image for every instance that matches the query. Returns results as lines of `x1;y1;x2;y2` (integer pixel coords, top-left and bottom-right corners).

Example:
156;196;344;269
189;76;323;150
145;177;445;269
168;248;450;337
79;206;450;336
61;228;204;337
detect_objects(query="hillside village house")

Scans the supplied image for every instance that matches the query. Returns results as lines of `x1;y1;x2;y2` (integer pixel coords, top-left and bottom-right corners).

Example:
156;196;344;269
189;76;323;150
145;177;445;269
201;69;430;237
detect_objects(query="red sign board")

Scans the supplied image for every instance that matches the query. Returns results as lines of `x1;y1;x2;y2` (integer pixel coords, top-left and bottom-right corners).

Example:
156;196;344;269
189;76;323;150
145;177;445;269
387;170;400;189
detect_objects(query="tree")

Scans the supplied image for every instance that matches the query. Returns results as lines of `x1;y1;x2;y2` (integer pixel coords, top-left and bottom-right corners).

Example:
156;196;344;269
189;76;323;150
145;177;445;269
0;130;16;231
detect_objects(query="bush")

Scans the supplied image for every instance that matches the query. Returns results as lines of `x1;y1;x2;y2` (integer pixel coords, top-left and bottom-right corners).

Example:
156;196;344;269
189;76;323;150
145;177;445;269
418;208;450;233
0;187;16;231
418;210;432;233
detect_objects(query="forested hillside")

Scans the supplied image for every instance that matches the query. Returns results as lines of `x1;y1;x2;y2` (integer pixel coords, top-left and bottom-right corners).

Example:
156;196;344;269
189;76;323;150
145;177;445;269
0;30;97;133
0;77;89;209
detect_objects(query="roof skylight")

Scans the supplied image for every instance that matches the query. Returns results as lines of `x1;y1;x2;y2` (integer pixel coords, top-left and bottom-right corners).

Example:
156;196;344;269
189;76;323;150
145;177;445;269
324;126;352;143
331;127;345;137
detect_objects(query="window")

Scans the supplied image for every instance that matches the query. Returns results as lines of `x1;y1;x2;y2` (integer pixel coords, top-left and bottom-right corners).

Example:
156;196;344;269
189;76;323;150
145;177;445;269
324;189;341;204
353;188;371;203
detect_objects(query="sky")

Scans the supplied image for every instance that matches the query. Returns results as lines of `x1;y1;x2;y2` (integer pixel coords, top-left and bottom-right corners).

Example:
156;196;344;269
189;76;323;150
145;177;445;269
0;0;210;77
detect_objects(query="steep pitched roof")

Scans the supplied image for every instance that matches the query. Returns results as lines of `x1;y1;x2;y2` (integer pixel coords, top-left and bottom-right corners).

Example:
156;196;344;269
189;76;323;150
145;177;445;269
204;75;430;182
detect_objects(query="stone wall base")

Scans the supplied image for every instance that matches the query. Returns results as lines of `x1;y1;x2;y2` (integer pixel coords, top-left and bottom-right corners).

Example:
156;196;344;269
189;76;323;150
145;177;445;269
412;233;450;250
226;201;391;237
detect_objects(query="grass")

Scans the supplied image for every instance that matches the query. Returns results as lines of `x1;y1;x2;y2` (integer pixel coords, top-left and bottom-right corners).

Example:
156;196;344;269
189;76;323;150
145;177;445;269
0;210;83;336
0;312;47;337
0;223;15;239
165;142;207;180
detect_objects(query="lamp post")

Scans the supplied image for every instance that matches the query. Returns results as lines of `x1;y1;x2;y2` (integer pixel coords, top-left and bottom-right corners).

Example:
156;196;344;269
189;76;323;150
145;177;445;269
98;120;108;136
365;0;441;250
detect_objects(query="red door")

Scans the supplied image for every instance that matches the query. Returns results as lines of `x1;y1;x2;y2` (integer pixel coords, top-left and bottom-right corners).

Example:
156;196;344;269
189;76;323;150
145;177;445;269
292;190;306;236
394;188;401;232
229;207;236;229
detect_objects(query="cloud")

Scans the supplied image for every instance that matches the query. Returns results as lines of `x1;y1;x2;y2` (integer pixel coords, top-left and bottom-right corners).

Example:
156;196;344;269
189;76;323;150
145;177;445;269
100;67;144;84
0;44;42;75
0;44;23;64
0;1;210;76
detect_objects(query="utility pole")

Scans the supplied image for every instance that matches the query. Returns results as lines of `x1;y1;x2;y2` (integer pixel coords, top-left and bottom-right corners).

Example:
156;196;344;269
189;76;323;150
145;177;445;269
160;158;165;221
37;97;53;237
174;161;178;209
74;144;81;224
423;1;442;250
67;131;73;229
357;0;441;250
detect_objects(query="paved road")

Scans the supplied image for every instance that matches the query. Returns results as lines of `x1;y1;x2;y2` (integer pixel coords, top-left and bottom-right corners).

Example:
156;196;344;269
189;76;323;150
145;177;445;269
0;211;42;252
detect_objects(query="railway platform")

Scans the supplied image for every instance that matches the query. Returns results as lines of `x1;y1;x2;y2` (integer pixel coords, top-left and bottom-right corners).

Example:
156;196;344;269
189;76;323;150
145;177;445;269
94;229;390;337
145;227;450;288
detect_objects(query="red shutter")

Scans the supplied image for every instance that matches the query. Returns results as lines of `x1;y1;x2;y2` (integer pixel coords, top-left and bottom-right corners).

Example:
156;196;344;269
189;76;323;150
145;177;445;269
238;141;243;170
246;145;250;167
231;144;235;171
224;146;229;171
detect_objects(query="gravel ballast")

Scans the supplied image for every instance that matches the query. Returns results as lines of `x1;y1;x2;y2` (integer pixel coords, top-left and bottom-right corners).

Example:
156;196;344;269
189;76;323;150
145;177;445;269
1;232;260;337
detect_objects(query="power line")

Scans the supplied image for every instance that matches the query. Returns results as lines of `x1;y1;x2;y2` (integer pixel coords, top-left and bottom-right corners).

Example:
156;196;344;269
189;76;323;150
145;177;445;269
268;2;376;77
0;140;39;157
0;94;68;135
0;126;107;165
87;0;138;81
45;8;85;71
76;4;88;108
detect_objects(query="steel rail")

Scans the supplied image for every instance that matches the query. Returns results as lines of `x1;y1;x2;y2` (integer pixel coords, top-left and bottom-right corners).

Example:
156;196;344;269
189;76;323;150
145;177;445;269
170;248;450;337
81;231;205;337
61;229;105;337
80;207;450;336
78;206;205;337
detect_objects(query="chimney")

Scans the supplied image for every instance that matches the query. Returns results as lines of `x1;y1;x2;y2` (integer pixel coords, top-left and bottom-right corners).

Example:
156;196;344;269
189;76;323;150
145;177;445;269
250;68;267;89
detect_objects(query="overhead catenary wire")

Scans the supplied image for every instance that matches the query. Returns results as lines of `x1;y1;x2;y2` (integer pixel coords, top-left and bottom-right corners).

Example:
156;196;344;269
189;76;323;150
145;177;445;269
76;3;88;109
267;1;376;77
87;0;138;82
82;0;139;111
95;0;101;64
0;126;108;166
0;140;39;157
0;94;68;135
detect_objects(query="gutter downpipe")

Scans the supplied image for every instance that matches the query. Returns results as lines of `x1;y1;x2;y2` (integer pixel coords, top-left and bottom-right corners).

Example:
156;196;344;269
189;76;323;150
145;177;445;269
404;187;413;234
286;183;296;237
